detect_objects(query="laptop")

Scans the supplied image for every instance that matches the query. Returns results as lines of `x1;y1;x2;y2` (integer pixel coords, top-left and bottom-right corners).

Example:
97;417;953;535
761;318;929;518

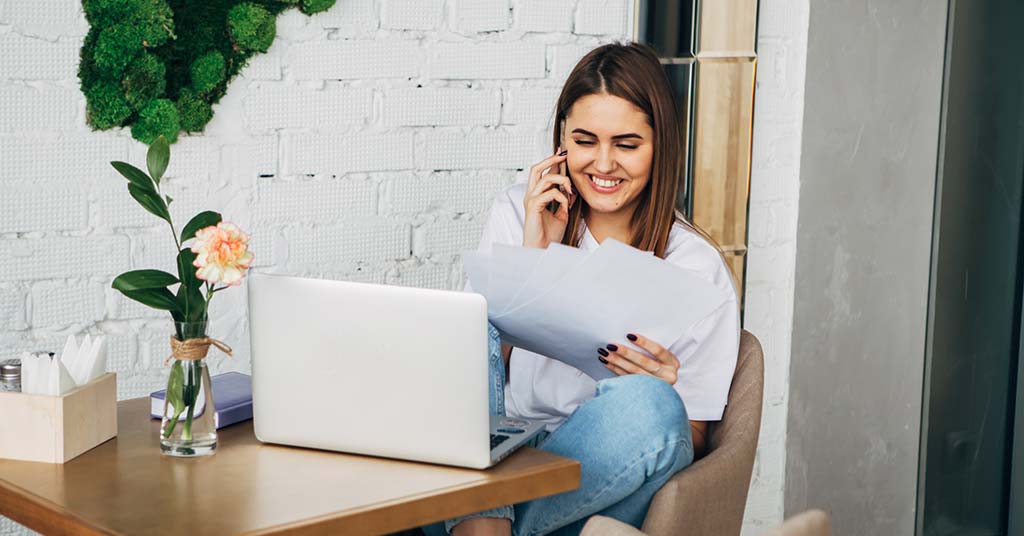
247;273;545;469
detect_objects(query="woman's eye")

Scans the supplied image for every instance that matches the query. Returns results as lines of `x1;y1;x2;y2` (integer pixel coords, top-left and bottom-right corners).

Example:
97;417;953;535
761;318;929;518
617;145;638;150
573;139;595;146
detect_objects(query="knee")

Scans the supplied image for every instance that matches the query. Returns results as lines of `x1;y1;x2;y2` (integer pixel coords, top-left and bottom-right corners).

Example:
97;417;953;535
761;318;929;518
596;375;689;443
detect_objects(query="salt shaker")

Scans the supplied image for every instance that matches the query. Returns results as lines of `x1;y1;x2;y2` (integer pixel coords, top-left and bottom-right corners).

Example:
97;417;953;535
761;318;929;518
0;359;21;393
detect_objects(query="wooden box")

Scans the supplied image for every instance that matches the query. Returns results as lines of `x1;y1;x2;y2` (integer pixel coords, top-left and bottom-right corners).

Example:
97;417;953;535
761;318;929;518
0;373;117;463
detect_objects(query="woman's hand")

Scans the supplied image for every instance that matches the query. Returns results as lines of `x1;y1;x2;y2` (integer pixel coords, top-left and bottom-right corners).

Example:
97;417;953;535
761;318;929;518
598;333;680;384
522;148;576;249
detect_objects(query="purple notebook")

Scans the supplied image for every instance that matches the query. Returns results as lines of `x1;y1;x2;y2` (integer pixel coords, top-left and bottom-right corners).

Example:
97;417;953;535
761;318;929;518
150;371;253;429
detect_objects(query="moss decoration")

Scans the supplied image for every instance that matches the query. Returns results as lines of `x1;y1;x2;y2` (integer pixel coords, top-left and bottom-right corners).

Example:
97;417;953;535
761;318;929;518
79;0;336;144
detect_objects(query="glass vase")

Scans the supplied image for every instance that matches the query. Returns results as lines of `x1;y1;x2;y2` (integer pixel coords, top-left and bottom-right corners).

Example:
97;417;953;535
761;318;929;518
160;321;218;457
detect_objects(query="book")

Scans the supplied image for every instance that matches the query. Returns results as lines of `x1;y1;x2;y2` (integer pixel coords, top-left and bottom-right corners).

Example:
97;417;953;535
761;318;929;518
150;371;253;429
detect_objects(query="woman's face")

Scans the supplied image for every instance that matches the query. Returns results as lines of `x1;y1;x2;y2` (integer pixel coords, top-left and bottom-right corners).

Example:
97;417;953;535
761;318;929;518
564;93;654;218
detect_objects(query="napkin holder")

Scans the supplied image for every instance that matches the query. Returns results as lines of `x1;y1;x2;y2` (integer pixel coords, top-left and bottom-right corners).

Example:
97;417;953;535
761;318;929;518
0;373;117;463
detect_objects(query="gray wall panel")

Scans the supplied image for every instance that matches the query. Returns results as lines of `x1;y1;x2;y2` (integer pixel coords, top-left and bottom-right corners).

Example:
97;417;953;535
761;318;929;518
785;1;948;534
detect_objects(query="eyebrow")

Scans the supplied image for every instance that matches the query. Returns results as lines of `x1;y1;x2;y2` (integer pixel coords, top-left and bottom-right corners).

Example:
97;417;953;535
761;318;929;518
570;128;644;141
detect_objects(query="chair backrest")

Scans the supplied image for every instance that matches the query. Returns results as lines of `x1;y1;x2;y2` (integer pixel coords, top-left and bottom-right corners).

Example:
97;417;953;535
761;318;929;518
709;330;764;456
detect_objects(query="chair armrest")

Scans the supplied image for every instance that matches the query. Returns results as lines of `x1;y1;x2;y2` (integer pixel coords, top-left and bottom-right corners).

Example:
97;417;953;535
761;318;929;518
640;430;757;536
581;515;647;536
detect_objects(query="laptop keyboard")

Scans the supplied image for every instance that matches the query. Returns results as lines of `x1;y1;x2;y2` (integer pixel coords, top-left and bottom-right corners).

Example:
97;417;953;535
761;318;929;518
490;434;510;450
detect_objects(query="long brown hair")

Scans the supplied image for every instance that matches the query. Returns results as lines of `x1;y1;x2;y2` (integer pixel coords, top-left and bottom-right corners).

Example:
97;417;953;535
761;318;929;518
554;42;700;259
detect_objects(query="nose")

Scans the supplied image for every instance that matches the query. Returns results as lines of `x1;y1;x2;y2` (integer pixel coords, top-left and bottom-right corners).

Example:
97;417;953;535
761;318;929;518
594;145;616;174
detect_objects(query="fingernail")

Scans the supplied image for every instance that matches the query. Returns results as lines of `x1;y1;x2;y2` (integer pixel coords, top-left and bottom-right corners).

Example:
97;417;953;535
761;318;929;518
558;150;568;156
606;344;618;352
626;334;637;341
598;356;609;364
597;347;609;357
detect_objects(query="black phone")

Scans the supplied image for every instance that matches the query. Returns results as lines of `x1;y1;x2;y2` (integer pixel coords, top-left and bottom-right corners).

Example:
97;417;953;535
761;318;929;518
546;158;569;214
546;141;569;213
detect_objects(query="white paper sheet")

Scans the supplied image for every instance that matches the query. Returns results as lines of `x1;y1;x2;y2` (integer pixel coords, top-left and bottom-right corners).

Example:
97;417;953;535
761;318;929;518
464;239;730;380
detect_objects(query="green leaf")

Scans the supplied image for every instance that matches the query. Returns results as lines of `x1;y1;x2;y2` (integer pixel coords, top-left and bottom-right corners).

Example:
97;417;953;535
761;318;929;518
112;270;179;292
128;183;171;224
176;248;200;289
121;287;181;312
165;195;173;205
167;361;185;415
180;211;221;243
175;283;206;322
111;161;156;194
147;135;170;185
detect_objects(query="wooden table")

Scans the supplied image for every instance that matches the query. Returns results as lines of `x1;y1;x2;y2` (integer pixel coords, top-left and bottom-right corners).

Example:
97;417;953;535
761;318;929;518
0;399;580;535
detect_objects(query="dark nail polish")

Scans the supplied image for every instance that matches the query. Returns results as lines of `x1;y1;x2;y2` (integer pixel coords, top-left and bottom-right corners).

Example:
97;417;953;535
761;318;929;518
598;356;609;364
558;150;568;156
606;344;618;352
626;334;637;341
597;347;609;357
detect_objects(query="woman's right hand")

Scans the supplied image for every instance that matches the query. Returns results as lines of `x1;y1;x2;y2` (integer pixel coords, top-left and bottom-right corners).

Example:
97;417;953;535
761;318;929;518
523;149;575;249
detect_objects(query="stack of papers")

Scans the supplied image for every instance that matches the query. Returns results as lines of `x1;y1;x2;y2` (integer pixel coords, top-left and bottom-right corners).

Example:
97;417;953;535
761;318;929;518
463;239;727;380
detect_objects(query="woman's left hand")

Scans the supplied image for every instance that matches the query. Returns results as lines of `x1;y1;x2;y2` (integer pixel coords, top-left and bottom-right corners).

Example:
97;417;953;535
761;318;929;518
599;333;680;384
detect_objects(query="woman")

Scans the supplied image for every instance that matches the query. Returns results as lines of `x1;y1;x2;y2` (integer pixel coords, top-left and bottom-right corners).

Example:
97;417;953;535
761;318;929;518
430;42;739;536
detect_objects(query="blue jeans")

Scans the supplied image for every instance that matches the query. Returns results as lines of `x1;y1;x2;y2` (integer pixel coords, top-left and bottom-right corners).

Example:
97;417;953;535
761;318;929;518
423;324;694;536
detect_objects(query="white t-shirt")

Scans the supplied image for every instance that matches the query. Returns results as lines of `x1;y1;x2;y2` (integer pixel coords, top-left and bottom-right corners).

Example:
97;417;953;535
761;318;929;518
472;183;740;431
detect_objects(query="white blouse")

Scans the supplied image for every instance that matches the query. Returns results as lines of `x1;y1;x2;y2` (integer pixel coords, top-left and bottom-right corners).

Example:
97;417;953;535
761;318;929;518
472;183;740;431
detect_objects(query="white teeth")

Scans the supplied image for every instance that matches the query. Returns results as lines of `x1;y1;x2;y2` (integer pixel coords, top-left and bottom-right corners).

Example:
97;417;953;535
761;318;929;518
589;175;622;188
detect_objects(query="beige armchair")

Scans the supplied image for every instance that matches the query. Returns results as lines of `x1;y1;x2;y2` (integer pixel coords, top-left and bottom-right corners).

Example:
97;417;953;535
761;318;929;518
406;331;764;536
633;329;765;536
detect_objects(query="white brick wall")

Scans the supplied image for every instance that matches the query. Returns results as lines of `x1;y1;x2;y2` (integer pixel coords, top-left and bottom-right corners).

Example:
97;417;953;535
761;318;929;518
0;184;88;232
0;84;79;132
382;88;501;127
454;0;511;34
30;280;105;329
428;43;546;80
382;0;444;31
244;83;373;132
516;0;575;34
0;0;87;39
741;1;810;534
287;40;423;80
575;0;631;36
313;0;377;34
284;131;416;174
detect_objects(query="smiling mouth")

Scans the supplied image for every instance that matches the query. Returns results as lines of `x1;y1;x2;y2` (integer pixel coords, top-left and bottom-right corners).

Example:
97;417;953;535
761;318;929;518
588;174;625;190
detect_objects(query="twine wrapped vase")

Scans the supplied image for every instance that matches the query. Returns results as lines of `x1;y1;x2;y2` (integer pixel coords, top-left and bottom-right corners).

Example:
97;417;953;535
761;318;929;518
159;321;232;457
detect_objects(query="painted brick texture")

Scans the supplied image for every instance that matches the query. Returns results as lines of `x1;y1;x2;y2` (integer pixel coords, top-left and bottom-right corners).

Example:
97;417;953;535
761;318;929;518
741;1;810;534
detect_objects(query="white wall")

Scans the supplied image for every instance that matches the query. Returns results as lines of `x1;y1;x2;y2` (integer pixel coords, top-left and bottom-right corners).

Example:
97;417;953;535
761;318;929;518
741;0;808;533
0;1;807;534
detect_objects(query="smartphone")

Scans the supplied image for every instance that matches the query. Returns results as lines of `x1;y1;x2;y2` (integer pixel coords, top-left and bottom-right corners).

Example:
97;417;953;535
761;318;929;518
546;157;569;214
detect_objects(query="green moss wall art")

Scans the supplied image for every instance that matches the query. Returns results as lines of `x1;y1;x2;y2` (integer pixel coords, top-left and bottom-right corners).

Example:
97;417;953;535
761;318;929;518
78;0;336;144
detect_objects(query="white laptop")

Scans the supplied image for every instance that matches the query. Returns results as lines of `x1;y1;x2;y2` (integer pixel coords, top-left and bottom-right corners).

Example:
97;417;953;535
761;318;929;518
246;273;545;469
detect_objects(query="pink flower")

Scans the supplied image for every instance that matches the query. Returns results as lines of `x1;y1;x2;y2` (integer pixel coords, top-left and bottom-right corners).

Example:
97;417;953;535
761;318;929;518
190;222;254;286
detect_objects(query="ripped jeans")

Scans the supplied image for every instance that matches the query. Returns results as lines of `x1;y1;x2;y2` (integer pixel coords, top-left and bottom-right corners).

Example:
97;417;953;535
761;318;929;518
422;324;694;536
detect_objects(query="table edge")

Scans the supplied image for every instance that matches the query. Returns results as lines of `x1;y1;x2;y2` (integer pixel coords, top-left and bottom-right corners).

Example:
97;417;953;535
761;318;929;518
245;455;582;535
0;478;115;536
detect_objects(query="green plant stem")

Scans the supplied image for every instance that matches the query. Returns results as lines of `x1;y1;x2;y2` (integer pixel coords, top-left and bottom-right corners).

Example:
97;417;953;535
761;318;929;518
163;409;184;438
182;361;197;441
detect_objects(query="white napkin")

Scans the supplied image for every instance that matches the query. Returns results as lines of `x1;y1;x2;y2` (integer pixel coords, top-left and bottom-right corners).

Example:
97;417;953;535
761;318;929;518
20;334;108;396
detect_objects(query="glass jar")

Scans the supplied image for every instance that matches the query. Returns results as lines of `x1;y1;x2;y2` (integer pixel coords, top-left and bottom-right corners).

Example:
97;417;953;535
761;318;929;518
160;321;218;457
0;358;20;392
